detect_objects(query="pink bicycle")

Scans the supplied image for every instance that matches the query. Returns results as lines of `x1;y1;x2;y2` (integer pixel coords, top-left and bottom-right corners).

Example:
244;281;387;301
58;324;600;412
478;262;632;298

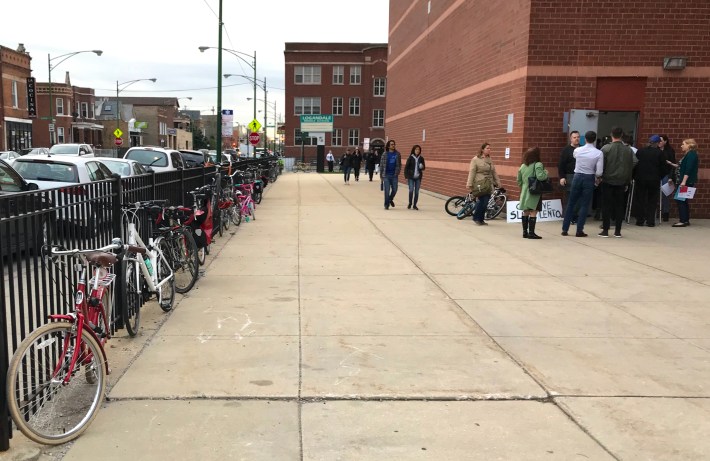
234;181;256;222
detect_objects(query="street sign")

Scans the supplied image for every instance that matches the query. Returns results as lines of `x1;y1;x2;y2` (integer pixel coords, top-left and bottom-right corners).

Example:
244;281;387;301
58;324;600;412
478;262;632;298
249;132;260;145
248;119;262;132
48;123;55;132
300;114;333;132
113;128;123;138
115;137;123;146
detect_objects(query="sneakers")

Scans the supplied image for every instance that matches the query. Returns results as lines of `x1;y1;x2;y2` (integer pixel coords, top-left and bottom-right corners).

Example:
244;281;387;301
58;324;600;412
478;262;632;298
561;231;569;236
672;222;689;227
575;232;588;237
598;231;609;238
614;232;622;238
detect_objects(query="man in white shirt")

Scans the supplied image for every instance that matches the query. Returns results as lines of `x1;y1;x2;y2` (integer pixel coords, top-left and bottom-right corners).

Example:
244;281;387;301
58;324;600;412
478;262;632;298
326;150;335;172
560;131;604;237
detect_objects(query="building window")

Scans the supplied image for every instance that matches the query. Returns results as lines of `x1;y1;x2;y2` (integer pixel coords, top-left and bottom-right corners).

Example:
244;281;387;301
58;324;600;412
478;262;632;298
333;65;344;85
81;102;89;118
295;129;316;146
332;129;342;146
57;127;65;143
349;66;362;85
374;78;386;96
348;129;359;147
294;97;321;115
349;97;360;116
56;98;64;116
89;103;94;119
373;109;384;128
11;81;19;108
332;97;343;116
295;65;321;84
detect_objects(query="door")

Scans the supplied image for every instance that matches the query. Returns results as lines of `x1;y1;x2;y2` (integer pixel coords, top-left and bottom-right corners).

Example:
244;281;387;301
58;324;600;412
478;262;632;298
568;109;599;145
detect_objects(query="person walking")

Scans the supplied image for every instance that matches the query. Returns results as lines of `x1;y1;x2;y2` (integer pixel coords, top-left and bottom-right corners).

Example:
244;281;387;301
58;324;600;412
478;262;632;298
598;126;634;238
365;150;378;181
326;150;335;172
632;135;665;227
558;130;580;222
517;147;549;239
658;135;676;222
466;143;500;226
340;149;353;184
668;138;699;227
380;140;401;209
560;131;603;237
404;144;426;210
352;148;363;181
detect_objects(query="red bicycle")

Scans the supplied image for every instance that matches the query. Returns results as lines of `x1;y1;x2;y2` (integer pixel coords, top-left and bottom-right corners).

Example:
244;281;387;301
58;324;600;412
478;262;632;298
6;238;142;445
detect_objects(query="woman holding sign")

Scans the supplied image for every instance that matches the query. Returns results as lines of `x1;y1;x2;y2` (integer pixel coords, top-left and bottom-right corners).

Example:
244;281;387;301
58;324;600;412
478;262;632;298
516;147;549;239
668;138;699;227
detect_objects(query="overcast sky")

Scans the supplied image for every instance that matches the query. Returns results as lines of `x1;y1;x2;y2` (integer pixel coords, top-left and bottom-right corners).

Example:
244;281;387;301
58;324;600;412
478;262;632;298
1;0;389;125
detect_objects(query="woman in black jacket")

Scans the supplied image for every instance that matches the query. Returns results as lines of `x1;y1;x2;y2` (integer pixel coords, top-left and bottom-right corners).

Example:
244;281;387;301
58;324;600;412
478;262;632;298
403;144;426;209
365;151;377;181
351;148;363;181
340;150;352;184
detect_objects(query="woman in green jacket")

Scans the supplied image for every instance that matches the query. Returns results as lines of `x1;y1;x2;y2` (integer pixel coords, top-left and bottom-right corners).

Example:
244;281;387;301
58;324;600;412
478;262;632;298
517;147;549;239
668;138;699;227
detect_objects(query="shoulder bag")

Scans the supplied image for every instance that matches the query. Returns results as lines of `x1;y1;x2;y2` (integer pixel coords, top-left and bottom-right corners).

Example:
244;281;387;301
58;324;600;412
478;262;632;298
527;163;553;195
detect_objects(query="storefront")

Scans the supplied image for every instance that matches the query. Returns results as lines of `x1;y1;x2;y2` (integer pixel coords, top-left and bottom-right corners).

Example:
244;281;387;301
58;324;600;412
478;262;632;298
4;118;32;151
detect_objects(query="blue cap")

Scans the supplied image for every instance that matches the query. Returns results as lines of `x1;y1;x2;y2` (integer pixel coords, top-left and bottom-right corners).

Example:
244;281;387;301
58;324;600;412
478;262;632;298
649;135;661;143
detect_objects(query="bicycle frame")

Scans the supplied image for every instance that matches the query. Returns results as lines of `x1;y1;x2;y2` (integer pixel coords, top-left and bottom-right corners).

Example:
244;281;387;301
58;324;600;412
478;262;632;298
124;219;174;297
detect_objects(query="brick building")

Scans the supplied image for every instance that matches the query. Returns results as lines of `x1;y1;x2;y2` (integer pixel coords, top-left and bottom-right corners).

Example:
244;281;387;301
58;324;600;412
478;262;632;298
0;44;33;151
283;43;388;161
386;0;710;217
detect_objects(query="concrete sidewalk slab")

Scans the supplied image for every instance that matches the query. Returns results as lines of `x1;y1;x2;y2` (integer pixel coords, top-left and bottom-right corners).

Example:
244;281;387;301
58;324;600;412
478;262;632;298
619;300;710;338
433;274;599;301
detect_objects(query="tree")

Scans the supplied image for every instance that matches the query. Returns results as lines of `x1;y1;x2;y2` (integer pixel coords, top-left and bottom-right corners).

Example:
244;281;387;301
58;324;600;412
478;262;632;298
192;127;210;150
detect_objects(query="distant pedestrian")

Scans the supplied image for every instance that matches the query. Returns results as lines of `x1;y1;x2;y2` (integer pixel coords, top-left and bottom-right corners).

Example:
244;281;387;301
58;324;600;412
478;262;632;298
365;150;378;181
658;135;676;222
668;138;699;227
561;131;603;238
404;144;425;209
466;143;500;226
517;147;549;239
599;126;634;238
352;148;363;181
380;140;401;209
326;150;335;172
632;135;665;227
340;149;353;184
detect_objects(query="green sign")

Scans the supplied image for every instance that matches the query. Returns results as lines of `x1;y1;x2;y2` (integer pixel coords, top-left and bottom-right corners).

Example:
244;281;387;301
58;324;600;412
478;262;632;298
300;114;333;132
135;121;148;129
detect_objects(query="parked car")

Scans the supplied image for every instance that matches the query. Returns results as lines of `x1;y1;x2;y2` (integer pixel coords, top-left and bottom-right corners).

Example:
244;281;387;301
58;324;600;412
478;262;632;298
100;158;151;177
48;143;95;157
24;147;50;156
11;154;115;229
179;149;211;168
123;146;185;172
0;151;21;161
208;152;234;165
0;159;52;253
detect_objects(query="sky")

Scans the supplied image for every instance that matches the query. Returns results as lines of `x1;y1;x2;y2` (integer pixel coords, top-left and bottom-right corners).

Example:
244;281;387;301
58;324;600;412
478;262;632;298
1;0;389;126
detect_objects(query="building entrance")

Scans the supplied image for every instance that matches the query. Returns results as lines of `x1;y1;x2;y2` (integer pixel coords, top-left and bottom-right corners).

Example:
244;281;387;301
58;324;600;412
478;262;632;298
568;109;639;147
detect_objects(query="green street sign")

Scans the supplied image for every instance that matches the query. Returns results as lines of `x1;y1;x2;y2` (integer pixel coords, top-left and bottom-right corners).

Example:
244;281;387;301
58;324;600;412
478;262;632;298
299;114;333;132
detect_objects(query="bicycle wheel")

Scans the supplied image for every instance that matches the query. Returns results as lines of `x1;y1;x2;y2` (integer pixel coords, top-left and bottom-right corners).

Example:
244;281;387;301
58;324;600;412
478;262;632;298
486;194;507;220
253;189;263;204
222;207;230;231
230;204;242;226
171;227;199;294
197;246;206;265
248;202;256;221
156;239;176;312
7;321;107;445
456;202;475;220
445;196;466;216
122;259;141;337
216;209;223;237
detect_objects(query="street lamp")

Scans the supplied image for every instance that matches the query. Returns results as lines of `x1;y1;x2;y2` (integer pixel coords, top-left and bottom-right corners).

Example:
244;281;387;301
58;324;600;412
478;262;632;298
47;49;102;145
116;78;157;146
200;46;257;158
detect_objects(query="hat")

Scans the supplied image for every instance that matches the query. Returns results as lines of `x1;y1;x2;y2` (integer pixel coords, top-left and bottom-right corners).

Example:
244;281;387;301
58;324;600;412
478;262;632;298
649;135;661;143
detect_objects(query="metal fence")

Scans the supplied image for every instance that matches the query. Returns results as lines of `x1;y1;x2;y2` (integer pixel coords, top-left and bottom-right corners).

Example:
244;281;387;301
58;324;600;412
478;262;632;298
0;158;274;450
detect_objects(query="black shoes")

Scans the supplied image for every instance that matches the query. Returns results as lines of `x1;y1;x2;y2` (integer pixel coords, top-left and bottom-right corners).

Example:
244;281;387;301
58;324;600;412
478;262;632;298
672;222;689;227
413;206;419;210
390;201;395;208
575;232;588;237
407;204;412;209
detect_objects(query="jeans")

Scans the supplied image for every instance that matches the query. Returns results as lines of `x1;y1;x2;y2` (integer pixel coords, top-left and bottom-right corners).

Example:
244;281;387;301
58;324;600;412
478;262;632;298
383;176;398;207
473;193;490;222
328;161;334;172
676;197;690;223
562;173;595;233
343;166;351;182
601;183;627;233
408;177;421;206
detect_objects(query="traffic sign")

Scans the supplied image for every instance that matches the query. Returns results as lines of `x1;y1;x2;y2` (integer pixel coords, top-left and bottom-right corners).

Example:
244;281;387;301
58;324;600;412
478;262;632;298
249;132;260;145
114;137;123;146
113;128;123;138
248;119;262;132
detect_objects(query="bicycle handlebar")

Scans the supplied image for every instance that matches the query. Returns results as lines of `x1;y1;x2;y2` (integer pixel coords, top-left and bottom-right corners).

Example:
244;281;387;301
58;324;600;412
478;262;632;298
122;200;170;209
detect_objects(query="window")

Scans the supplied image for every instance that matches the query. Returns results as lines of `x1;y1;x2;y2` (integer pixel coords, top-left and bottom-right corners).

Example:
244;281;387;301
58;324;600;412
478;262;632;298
349;97;360;116
11;81;19;108
373;109;384;128
294;65;321;84
81;102;88;118
374;78;386;96
89;103;94;119
332;65;344;85
294;129;316;146
332;97;343;116
56;98;64;115
57;127;65;143
349;66;361;85
76;102;80;117
294;97;321;115
348;129;359;147
332;129;342;146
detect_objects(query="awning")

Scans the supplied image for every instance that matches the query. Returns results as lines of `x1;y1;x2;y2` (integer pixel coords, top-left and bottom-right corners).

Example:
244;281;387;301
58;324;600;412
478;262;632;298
71;122;104;130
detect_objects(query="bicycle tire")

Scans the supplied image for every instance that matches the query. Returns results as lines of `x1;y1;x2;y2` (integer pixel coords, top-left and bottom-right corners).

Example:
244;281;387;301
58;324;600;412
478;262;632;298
456;202;475;220
155;238;176;312
249;202;256;221
197;246;206;266
445;196;466;216
7;321;107;445
216;209;223;237
486;194;507;220
171;227;199;294
222;208;230;231
230;204;242;226
122;259;141;337
253;190;262;204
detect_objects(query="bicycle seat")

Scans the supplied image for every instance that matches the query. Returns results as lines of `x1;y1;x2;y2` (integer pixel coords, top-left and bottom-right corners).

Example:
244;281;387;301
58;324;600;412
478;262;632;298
85;251;118;267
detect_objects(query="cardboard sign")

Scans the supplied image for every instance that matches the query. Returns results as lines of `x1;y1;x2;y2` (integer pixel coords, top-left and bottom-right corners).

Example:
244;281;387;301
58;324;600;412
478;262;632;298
506;199;564;223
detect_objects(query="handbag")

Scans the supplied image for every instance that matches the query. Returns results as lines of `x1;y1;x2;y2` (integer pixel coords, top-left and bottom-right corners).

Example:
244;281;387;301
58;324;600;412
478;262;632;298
471;177;492;197
527;163;553;195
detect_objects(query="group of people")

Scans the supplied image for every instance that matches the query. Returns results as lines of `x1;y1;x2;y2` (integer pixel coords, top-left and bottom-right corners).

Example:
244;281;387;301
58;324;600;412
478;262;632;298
559;128;699;238
327;148;383;183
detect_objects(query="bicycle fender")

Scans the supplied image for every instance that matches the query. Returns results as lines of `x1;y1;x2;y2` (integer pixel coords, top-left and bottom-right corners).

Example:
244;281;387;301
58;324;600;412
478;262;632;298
83;326;111;376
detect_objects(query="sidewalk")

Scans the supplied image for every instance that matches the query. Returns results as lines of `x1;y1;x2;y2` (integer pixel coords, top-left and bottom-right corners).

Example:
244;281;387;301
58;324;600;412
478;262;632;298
9;172;710;460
